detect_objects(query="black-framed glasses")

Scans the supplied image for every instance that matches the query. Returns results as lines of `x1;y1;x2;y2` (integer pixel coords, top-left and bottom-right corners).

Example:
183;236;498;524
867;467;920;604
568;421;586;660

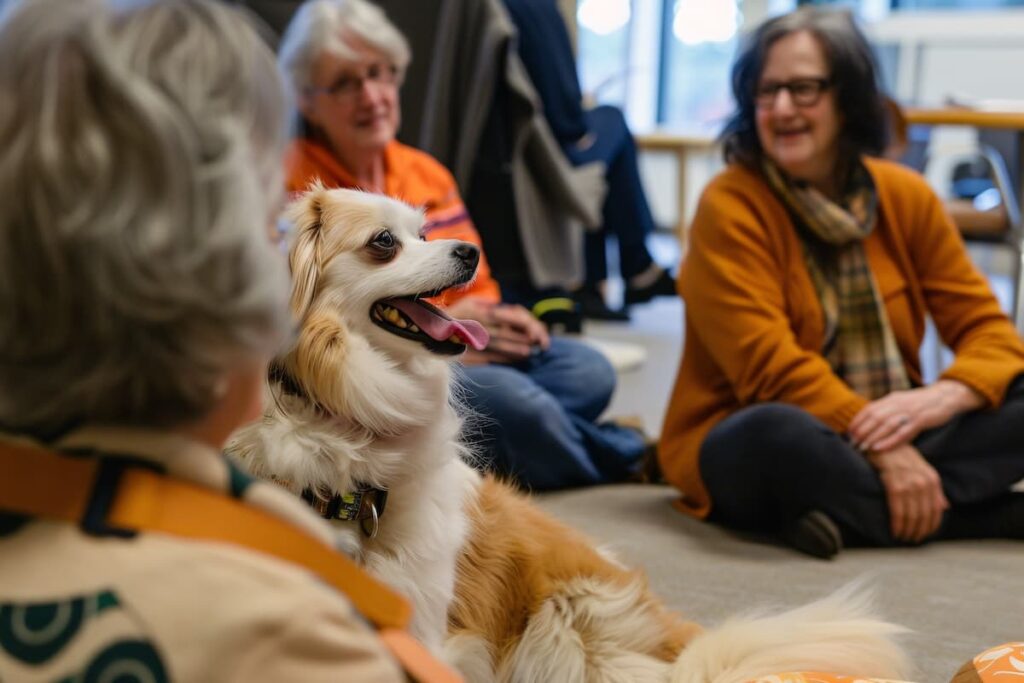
308;62;400;101
755;78;832;108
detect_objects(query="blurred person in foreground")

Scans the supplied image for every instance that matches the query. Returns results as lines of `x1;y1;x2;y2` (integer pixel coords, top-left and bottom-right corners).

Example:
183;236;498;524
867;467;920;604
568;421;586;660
0;0;435;679
659;7;1024;559
278;0;651;490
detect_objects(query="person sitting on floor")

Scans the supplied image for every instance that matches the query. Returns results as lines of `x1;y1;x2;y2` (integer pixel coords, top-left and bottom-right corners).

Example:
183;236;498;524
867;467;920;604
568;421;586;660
659;7;1024;559
0;1;440;679
277;0;650;489
503;0;676;321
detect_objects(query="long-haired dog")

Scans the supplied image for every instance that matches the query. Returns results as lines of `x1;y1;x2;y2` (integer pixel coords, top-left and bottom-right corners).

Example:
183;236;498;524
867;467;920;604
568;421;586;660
228;187;911;683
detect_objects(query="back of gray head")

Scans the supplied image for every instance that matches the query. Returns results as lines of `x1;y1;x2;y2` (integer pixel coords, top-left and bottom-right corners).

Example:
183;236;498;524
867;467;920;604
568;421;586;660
0;0;293;435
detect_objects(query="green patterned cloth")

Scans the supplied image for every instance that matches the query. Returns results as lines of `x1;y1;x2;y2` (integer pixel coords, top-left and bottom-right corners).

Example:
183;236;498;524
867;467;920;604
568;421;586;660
761;159;910;400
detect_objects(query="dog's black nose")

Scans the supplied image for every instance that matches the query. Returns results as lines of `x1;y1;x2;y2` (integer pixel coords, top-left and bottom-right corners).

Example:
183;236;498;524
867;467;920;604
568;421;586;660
452;243;479;269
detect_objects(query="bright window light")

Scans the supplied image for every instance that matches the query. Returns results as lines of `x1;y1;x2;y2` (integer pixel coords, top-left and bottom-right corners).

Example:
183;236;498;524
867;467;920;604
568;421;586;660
577;0;631;36
672;0;740;46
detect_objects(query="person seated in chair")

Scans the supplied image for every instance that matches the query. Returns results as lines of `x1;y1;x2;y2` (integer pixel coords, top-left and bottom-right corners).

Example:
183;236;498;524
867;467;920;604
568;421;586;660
659;7;1024;559
277;0;649;489
503;0;676;321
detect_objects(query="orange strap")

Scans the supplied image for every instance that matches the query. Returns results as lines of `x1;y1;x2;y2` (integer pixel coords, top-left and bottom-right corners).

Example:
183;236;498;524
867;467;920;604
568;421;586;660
0;442;462;683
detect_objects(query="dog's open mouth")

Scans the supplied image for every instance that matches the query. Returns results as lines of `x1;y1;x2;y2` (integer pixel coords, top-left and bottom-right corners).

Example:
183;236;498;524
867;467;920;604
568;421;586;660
371;296;489;355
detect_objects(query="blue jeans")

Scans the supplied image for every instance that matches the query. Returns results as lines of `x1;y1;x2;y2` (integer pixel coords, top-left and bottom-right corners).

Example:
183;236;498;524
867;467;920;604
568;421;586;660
564;106;657;284
457;337;645;490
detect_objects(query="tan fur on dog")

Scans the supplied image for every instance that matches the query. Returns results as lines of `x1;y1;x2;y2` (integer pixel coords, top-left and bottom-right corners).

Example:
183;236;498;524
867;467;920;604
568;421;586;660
451;478;702;670
229;187;911;683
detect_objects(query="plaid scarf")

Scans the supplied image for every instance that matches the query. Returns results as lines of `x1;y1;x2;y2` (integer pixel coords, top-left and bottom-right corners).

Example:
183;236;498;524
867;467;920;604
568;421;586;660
761;159;909;399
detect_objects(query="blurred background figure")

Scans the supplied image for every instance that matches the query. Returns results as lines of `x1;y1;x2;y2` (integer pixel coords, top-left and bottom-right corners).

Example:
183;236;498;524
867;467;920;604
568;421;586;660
278;0;650;489
660;7;1024;559
504;0;677;321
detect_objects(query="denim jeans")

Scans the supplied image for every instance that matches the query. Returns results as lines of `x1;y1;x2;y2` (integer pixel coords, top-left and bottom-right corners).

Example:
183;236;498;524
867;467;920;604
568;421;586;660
457;337;645;490
564;106;657;285
699;376;1024;545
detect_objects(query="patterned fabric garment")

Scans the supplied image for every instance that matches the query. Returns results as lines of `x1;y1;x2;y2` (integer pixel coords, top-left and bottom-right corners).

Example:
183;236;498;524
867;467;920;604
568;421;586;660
762;159;911;400
952;642;1024;682
748;675;911;683
0;427;403;682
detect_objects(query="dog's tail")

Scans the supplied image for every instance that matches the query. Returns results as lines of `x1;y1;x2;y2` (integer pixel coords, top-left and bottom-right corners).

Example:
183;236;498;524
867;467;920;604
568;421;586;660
669;583;912;683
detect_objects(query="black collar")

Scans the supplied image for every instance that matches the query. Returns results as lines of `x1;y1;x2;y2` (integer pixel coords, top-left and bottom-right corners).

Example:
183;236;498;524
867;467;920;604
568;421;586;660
301;484;388;539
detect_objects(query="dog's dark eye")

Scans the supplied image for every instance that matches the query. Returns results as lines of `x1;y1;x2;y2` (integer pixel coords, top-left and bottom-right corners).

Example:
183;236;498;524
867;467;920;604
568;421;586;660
371;230;395;249
366;229;399;262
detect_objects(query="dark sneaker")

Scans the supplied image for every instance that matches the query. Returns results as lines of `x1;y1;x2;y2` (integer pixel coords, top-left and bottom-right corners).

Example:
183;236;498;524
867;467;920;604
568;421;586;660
779;510;843;559
624;269;676;306
574;285;630;322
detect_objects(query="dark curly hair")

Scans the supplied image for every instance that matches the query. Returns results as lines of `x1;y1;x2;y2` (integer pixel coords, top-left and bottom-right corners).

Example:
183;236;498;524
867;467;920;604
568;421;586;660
720;7;889;169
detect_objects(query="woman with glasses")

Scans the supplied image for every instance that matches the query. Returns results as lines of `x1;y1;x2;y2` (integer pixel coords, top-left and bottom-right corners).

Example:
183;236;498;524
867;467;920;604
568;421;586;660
659;7;1024;558
277;0;650;490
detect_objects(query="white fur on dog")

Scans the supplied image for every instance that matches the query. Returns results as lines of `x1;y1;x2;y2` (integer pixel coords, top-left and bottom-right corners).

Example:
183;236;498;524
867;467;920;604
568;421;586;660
672;584;910;683
229;187;912;682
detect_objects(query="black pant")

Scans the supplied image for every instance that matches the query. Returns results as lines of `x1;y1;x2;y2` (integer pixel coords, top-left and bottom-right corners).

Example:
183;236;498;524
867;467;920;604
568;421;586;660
700;377;1024;546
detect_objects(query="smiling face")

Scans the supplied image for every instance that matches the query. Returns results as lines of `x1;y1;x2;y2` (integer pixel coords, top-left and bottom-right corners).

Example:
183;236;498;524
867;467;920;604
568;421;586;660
299;41;401;168
755;30;842;191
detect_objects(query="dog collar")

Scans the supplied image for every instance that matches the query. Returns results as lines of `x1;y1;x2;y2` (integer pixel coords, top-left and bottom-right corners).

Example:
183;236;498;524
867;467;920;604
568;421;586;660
301;484;389;539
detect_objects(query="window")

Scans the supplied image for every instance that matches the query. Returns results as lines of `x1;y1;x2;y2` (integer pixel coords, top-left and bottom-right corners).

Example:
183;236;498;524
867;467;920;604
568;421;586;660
576;0;633;108
577;0;742;132
657;0;740;132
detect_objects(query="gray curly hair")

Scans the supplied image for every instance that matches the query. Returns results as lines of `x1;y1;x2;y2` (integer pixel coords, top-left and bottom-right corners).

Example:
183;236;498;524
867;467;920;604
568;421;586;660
277;0;411;98
0;0;293;435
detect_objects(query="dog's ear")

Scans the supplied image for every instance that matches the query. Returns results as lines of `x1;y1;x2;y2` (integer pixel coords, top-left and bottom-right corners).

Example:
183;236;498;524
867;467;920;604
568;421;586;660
288;308;349;413
289;308;433;436
287;187;327;322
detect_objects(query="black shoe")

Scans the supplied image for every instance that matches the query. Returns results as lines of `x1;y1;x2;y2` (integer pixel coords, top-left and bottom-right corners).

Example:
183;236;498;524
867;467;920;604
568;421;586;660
574;285;630;322
624;269;676;306
779;510;843;559
635;441;665;484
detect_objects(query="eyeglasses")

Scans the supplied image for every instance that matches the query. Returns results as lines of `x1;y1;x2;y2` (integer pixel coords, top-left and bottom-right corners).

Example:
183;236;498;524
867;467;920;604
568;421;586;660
755;78;831;109
309;62;400;100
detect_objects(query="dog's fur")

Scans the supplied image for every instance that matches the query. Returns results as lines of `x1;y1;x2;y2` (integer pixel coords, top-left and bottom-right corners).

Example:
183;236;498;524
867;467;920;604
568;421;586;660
228;187;911;683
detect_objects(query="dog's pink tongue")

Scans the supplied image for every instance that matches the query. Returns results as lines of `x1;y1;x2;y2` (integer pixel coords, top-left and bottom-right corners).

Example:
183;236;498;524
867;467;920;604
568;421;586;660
388;299;489;350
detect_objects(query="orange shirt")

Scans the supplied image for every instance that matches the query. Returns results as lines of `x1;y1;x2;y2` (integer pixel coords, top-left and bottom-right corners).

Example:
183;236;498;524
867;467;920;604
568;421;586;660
284;139;502;306
661;157;1024;518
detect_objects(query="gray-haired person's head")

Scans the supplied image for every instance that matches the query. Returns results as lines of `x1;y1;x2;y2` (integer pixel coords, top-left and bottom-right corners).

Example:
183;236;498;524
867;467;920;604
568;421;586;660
721;6;889;168
277;0;411;102
0;0;293;436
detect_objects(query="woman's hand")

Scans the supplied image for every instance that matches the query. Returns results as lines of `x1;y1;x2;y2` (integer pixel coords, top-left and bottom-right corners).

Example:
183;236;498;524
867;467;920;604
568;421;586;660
867;444;949;543
446;298;550;365
847;380;985;452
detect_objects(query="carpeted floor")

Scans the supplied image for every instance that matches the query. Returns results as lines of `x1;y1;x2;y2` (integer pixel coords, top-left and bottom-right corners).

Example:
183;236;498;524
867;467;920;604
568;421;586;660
537;484;1024;682
540;268;1024;682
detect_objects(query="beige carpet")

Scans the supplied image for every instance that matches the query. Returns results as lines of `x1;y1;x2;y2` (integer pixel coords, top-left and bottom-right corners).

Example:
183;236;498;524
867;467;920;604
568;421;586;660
537;484;1024;682
555;267;1024;682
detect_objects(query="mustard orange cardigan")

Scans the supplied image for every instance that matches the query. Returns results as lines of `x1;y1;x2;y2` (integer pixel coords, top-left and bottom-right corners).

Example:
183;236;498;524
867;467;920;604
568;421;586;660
660;157;1024;518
